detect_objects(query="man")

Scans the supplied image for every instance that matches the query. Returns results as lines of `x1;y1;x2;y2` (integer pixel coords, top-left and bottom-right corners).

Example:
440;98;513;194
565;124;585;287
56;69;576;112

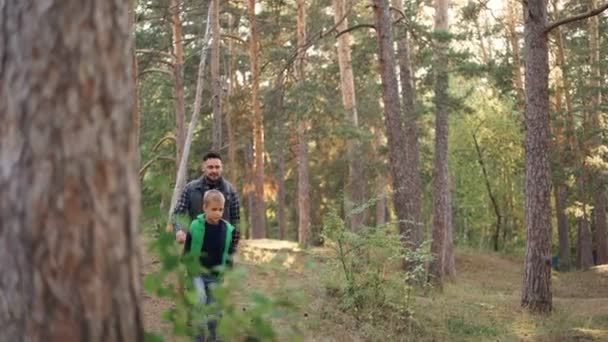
174;152;240;246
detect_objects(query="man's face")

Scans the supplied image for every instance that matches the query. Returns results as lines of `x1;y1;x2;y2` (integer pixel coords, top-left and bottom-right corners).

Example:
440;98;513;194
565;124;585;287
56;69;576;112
203;158;223;182
204;199;224;224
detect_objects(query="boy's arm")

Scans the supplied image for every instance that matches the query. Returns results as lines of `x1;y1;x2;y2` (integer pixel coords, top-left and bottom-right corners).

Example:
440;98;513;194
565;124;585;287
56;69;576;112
229;226;240;254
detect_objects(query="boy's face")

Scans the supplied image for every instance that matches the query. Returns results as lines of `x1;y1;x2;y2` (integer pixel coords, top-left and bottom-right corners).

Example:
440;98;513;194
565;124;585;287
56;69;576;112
204;199;224;224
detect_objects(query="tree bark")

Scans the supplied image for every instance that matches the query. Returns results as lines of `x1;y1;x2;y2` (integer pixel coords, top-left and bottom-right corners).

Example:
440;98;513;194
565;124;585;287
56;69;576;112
506;0;525;113
588;0;608;265
521;0;553;314
392;0;423;249
429;0;453;286
248;0;267;238
371;0;417;270
0;1;143;340
227;13;238;183
171;0;186;168
554;185;571;270
333;0;366;233
211;0;222;151
297;0;310;246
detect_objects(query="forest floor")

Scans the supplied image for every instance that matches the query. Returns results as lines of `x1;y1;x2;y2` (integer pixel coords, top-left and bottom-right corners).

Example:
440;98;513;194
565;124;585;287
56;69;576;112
141;234;608;341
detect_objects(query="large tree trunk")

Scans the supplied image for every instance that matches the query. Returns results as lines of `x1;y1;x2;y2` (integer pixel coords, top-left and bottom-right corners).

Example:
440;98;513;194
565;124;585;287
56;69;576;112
392;0;423;249
0;1;143;340
297;0;310;246
429;0;453;286
211;0;222;151
171;0;186;168
371;0;416;271
521;0;553;314
588;0;608;265
248;0;267;238
333;0;366;232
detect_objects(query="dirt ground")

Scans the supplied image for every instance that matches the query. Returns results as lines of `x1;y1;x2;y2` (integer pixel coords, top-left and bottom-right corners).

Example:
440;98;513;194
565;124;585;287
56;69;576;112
141;236;608;341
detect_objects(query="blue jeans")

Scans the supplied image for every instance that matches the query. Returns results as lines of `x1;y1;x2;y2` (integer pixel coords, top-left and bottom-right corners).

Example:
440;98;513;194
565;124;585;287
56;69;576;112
193;275;220;342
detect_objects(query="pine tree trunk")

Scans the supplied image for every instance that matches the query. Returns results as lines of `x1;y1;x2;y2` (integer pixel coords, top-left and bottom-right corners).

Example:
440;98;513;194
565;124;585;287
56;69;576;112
0;1;143;339
521;0;552;314
333;0;366;232
506;0;525;113
578;198;595;269
296;0;310;246
227;13;238;183
130;0;140;160
429;0;453;286
392;0;423;248
171;0;186;167
274;74;287;240
554;185;571;270
371;0;414;272
588;0;608;265
248;0;266;238
211;0;222;151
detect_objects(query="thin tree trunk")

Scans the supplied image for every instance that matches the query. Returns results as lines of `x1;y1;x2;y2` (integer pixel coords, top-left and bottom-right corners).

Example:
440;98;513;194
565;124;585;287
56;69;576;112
551;53;571;271
506;0;525;113
227;13;238;183
588;0;608;265
0;1;143;339
248;0;266;238
429;0;453;286
130;0;140;161
167;6;213;226
521;0;552;314
371;0;417;274
211;0;222;151
392;0;423;249
171;0;186;168
333;0;366;232
275;74;287;240
473;134;502;251
296;0;310;246
554;185;571;270
578;197;595;269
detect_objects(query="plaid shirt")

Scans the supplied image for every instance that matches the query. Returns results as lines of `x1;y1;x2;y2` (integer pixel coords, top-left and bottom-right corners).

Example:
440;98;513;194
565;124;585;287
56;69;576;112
172;176;240;249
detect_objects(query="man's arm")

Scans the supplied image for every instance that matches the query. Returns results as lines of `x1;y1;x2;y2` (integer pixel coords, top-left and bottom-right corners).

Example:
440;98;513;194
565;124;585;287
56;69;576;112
172;186;190;232
229;189;241;248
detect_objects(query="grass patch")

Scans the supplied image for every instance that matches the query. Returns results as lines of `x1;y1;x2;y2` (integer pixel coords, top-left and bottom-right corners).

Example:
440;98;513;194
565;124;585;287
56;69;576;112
447;315;501;338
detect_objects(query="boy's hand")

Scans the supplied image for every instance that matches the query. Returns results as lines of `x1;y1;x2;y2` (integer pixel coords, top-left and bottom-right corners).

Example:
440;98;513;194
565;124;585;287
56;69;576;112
176;230;186;244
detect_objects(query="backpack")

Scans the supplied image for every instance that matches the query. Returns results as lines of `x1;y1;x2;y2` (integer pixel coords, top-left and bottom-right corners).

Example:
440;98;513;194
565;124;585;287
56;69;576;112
189;214;235;270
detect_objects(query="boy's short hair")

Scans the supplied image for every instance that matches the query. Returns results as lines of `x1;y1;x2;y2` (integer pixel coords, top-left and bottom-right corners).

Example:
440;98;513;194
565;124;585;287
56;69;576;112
203;151;222;162
203;189;225;206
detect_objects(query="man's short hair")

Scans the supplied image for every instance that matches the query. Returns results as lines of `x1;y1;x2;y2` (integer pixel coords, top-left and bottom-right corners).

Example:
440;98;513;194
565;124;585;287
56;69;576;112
203;189;225;206
203;151;222;162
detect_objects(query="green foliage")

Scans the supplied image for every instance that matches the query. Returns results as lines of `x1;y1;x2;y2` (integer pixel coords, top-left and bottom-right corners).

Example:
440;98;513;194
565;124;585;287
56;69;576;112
143;229;300;341
446;315;501;338
320;208;431;339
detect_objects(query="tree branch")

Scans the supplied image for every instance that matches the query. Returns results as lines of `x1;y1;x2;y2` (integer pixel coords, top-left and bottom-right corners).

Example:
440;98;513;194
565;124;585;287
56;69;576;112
545;2;608;34
336;24;376;38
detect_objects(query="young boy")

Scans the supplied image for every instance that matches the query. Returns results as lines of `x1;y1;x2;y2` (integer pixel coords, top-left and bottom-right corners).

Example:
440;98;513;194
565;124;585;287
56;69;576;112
183;190;239;342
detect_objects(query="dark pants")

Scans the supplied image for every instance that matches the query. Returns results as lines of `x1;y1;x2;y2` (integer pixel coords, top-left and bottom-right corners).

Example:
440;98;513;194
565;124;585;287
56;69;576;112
193;275;220;342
